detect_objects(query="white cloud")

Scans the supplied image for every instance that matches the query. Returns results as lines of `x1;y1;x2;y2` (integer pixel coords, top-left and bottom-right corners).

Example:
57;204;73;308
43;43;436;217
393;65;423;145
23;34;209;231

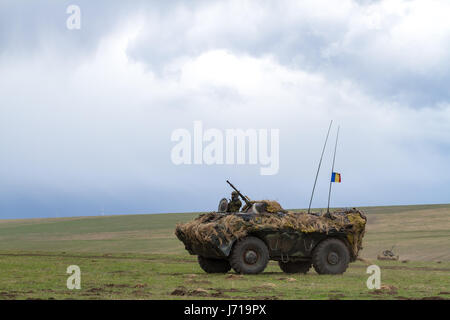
126;0;450;105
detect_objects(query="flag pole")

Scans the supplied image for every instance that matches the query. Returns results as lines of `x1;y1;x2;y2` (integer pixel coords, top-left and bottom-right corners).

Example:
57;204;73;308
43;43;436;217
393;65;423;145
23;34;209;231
327;125;340;214
308;120;333;214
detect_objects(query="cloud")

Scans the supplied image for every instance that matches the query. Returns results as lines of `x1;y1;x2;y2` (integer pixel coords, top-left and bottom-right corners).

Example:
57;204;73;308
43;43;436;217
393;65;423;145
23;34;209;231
127;0;450;106
0;0;449;218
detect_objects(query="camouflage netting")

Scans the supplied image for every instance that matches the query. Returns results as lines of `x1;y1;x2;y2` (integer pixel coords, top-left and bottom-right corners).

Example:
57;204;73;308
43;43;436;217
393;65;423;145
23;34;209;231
242;200;288;214
175;202;367;257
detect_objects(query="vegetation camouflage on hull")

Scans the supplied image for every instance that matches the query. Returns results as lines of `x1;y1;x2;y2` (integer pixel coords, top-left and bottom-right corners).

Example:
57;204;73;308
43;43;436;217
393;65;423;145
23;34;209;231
175;201;367;259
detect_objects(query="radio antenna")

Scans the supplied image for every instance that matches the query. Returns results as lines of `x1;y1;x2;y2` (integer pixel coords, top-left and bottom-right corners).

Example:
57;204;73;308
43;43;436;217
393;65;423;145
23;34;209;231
327;126;340;214
308;120;333;214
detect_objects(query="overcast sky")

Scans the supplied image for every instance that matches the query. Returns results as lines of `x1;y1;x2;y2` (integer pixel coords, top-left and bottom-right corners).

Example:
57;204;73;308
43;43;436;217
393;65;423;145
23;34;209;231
1;0;449;219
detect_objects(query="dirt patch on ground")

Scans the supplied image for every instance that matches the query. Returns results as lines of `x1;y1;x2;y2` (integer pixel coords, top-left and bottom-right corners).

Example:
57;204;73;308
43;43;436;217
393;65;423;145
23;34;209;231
226;274;244;280
241;295;279;300
277;277;297;282
0;291;17;299
185;279;212;285
170;286;235;298
108;270;130;274
252;283;276;290
185;274;212;284
191;288;209;296
105;283;131;288
286;277;297;282
170;287;206;297
159;272;184;276
377;255;399;261
396;296;449;300
369;285;398;295
329;293;346;300
131;289;151;297
171;287;188;296
209;288;241;298
170;286;210;297
208;288;239;293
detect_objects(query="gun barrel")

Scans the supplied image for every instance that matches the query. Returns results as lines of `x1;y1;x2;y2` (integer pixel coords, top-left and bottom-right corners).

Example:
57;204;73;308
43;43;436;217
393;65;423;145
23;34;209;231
226;180;251;206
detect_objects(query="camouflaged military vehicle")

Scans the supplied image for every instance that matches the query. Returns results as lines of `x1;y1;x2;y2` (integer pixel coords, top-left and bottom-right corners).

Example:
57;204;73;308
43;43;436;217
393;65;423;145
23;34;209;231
175;181;366;275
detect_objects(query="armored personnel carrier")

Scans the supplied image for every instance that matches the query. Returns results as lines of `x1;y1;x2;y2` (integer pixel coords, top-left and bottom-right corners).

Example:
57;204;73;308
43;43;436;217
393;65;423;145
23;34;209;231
175;181;366;275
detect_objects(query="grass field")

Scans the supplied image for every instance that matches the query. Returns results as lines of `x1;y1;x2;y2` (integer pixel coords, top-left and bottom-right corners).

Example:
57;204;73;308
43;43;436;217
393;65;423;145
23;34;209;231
0;204;449;300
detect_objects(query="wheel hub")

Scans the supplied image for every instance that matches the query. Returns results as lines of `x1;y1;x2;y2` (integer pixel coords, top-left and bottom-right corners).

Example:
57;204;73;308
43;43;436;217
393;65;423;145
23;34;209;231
327;252;339;265
244;250;258;264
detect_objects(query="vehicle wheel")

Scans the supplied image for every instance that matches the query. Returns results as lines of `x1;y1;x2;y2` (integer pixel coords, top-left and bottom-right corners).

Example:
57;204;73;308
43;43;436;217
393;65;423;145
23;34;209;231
312;238;350;275
278;260;311;274
198;256;231;273
230;237;269;274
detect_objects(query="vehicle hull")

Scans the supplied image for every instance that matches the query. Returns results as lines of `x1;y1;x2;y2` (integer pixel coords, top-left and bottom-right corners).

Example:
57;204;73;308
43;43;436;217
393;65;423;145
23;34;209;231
175;209;366;263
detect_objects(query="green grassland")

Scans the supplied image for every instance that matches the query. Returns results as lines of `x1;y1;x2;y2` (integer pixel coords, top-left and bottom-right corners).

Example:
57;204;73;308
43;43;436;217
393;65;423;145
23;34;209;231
0;204;449;300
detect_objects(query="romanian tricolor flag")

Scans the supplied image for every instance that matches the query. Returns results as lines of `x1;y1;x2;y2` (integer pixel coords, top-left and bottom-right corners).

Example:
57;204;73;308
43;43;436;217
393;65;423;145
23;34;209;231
331;172;341;183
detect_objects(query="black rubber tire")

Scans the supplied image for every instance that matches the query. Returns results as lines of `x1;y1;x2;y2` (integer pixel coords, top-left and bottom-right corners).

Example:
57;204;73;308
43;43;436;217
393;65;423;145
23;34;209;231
230;237;269;274
198;256;231;273
312;238;350;275
278;260;311;274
